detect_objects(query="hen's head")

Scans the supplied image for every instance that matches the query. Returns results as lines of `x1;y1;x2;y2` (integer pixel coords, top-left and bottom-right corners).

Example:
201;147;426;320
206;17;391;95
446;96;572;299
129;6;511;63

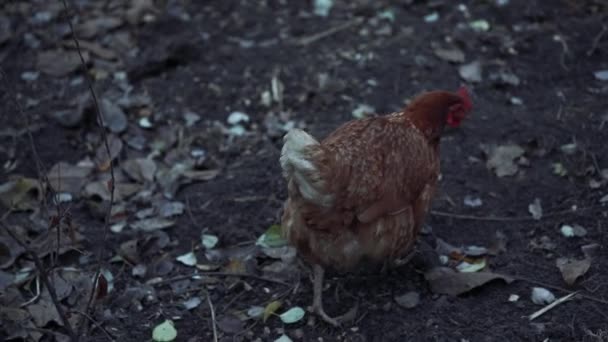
405;86;472;139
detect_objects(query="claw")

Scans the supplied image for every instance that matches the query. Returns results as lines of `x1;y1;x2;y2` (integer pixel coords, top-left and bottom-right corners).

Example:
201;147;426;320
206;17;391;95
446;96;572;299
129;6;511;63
312;264;357;327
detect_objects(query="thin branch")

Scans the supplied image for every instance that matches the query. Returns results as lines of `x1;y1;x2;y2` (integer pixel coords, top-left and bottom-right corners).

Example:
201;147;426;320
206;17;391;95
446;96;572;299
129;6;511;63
587;24;607;56
71;309;115;341
205;291;219;342
59;0;116;339
430;205;597;222
153;272;291;287
528;291;578;321
292;17;364;46
513;275;608;305
2;222;78;341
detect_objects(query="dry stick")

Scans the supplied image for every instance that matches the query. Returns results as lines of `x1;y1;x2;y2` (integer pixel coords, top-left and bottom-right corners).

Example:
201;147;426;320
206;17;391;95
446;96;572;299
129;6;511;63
205;291;219;342
528;291;578;321
70;309;114;342
60;0;116;339
587;24;607;56
293;17;364;46
513;274;608;306
2;223;78;341
430;205;597;222
154;272;291;287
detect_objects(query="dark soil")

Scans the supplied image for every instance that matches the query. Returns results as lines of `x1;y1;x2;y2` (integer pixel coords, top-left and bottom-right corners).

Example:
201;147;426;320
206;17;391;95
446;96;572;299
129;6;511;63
1;0;608;341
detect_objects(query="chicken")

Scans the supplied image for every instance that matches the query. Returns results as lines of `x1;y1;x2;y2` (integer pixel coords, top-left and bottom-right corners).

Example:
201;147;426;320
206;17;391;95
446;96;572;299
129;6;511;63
279;87;472;326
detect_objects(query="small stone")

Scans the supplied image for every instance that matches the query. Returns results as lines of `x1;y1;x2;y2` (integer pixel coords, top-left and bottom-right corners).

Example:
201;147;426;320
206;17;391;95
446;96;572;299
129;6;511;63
395;291;420;309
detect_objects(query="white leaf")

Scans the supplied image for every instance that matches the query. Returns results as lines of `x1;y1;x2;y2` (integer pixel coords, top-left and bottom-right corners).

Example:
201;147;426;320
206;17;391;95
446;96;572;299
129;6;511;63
279;307;305;324
183;297;202;310
227;111;250;125
275;335;293;342
313;0;333;17
176;252;197;267
152;320;177;342
247;306;265;318
201;234;219;249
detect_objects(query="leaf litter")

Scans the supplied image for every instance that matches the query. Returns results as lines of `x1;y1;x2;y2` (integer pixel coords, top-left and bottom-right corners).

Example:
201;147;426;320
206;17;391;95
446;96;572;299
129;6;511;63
555;257;591;286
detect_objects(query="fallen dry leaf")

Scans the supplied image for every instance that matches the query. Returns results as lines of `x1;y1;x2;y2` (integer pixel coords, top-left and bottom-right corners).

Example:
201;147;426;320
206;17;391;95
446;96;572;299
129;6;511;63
37;49;88;77
0;177;41;211
555;258;591;286
94;134;123;171
425;267;513;296
47;162;93;195
486;144;525;177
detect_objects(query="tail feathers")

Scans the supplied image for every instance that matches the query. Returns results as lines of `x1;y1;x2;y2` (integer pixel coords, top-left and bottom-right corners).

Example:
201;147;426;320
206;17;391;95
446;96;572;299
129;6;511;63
280;129;334;207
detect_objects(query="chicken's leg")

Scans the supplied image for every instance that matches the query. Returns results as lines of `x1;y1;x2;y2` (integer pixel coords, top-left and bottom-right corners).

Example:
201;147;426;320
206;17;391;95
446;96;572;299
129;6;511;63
312;264;342;327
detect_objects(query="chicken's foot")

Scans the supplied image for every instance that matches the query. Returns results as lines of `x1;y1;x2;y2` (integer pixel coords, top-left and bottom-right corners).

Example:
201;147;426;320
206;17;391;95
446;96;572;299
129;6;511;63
312;264;356;327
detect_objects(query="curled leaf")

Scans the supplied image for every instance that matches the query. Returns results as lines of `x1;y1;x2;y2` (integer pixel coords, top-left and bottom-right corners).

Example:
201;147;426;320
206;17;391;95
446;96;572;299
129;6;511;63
263;300;282;322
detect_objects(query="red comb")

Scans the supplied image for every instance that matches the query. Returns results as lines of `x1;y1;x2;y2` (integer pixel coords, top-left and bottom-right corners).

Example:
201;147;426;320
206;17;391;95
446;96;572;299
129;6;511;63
457;86;473;111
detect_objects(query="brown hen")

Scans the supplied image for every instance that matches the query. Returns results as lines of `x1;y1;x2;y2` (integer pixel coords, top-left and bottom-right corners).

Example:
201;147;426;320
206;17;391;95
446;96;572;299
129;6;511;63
280;87;472;326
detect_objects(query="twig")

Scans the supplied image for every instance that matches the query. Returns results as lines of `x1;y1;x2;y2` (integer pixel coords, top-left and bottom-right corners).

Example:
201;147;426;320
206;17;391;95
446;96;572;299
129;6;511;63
60;0;116;339
528;291;578;321
154;272;291;287
430;205;596;222
554;34;570;71
293;17;364;46
513;275;608;305
20;276;41;307
205;291;219;342
2;223;78;341
587;24;607;56
71;309;115;341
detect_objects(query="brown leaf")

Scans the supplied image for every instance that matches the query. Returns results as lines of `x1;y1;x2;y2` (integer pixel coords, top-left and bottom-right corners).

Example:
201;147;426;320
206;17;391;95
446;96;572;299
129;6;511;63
47;162;93;195
27;299;62;327
556;258;591;286
37;49;88;77
94;134;123;171
425;267;513;296
76;16;123;39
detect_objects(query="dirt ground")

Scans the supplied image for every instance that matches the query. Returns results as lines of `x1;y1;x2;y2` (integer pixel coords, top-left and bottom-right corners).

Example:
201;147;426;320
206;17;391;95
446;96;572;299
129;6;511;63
1;0;608;341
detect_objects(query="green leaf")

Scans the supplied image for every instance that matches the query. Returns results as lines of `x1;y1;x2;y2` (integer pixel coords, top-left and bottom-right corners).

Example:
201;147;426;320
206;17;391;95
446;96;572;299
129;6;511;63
256;224;287;248
152;320;177;342
279;307;305;324
263;300;282;322
201;234;219;249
